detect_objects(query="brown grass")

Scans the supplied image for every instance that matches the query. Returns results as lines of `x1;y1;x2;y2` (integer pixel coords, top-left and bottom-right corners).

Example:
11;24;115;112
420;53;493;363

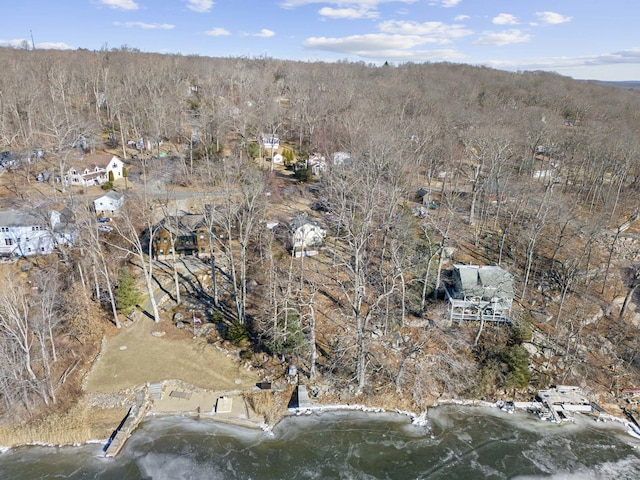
243;387;294;425
0;399;127;447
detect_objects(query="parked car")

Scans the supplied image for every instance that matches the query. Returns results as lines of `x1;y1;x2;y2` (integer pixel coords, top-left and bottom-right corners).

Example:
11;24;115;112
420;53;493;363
97;217;112;223
98;225;113;232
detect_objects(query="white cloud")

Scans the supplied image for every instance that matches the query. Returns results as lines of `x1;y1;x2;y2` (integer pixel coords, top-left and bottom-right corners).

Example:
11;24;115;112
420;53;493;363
0;38;30;48
303;33;466;61
474;29;531;46
0;39;74;49
99;0;139;10
114;21;174;30
436;0;462;7
204;27;230;36
36;42;75;50
493;13;518;25
282;0;416;9
254;29;276;38
454;14;469;21
318;7;378;19
185;0;214;13
305;33;434;53
378;20;472;41
484;48;640;72
536;11;571;25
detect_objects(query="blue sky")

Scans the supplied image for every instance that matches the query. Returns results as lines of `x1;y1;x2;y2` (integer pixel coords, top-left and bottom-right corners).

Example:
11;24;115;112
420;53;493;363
2;0;639;81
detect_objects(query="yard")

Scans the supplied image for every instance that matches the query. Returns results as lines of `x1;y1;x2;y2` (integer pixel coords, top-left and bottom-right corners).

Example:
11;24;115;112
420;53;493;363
83;310;260;394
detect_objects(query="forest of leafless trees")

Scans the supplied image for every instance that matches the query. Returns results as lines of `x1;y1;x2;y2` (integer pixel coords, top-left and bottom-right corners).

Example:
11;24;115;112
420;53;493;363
1;45;640;420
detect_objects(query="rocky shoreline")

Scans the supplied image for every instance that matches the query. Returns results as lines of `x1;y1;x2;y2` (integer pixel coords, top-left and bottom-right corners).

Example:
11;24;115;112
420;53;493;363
3;381;640;455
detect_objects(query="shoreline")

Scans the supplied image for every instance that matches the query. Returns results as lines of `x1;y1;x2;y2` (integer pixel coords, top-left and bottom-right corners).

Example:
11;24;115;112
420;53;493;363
3;391;639;455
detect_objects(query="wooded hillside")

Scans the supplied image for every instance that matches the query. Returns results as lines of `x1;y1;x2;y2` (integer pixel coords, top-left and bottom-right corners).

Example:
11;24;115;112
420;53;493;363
1;46;640;422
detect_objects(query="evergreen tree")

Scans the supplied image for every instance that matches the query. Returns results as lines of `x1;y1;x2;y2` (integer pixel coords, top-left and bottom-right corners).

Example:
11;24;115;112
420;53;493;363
116;269;144;317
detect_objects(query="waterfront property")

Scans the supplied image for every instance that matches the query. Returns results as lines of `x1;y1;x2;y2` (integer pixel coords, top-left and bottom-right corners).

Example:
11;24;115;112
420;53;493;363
446;264;514;323
535;385;594;422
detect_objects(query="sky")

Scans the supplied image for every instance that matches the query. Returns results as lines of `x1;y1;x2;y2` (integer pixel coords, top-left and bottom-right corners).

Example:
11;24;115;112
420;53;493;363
2;0;640;81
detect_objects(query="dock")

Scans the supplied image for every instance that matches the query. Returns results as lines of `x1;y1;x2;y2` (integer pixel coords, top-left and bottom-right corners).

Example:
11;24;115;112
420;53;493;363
288;385;312;409
103;390;150;457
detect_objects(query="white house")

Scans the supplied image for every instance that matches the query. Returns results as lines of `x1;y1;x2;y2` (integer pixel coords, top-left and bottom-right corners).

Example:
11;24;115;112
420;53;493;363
308;154;327;175
332;151;352;166
63;155;124;188
262;134;280;151
290;214;326;258
94;191;124;216
0;208;75;258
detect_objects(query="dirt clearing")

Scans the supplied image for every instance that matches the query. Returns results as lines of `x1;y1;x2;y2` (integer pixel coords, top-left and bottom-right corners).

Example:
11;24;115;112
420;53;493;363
83;316;259;394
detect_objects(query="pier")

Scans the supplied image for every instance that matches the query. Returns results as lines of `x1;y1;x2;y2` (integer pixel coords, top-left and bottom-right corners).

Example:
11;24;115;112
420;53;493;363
103;390;150;457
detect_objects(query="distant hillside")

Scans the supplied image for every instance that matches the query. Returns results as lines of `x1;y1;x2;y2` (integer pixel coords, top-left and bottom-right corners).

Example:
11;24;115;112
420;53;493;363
583;80;640;90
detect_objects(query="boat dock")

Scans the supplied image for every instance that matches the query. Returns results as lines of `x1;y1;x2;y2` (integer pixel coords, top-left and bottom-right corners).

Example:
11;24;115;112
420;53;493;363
103;390;150;457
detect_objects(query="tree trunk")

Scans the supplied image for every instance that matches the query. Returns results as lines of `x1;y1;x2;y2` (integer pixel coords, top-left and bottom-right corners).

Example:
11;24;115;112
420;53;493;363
620;283;639;320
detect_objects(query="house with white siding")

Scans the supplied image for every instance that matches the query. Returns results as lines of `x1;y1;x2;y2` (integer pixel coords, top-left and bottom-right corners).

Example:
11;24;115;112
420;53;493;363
94;190;124;216
290;214;326;257
0;208;75;258
63;155;124;188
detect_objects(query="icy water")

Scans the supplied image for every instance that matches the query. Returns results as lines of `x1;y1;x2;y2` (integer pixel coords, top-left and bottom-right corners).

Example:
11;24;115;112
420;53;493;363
2;406;640;479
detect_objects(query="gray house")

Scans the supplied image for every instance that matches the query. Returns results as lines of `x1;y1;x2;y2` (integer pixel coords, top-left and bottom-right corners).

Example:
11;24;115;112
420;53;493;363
447;264;514;323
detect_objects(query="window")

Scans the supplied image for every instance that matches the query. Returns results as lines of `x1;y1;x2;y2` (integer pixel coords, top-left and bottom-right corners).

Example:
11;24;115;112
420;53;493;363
5;239;12;246
159;249;164;254
40;247;45;252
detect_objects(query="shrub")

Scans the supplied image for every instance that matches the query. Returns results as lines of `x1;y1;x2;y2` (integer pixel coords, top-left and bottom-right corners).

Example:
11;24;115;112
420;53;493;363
210;310;224;324
225;321;250;345
294;166;312;182
247;142;260;159
101;181;113;190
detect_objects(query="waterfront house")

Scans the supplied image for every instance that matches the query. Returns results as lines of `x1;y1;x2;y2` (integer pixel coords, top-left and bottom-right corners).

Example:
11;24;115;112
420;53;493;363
446;264;514;323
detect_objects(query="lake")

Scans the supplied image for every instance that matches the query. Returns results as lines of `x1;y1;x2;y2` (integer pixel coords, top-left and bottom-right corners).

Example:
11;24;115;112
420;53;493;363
1;406;640;479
